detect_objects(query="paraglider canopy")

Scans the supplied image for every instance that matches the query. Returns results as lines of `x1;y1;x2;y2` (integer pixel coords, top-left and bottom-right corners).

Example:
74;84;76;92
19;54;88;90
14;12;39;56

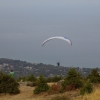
42;36;72;47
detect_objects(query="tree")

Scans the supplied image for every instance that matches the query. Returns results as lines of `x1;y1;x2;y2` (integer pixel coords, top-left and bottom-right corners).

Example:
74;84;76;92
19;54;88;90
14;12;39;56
87;68;100;83
0;72;20;94
34;75;49;94
62;68;83;90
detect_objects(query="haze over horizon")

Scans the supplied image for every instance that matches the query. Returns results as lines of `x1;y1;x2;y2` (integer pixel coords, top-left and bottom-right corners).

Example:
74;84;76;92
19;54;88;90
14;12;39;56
0;0;100;68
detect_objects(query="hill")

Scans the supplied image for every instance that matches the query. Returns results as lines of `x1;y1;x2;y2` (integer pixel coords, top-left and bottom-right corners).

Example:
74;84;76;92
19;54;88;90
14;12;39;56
0;58;98;78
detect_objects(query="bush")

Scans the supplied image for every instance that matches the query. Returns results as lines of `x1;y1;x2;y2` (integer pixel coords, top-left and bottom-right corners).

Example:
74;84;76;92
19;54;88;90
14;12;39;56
48;84;63;94
51;96;70;100
46;76;63;82
34;75;49;94
52;76;63;82
65;84;76;91
80;81;93;95
0;72;20;94
27;74;37;82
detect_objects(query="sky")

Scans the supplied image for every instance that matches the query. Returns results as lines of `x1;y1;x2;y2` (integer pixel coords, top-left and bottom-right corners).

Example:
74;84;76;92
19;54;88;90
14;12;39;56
0;0;100;68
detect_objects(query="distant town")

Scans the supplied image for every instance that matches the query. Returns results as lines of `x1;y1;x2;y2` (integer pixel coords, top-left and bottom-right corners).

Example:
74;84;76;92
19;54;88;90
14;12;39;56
0;58;99;78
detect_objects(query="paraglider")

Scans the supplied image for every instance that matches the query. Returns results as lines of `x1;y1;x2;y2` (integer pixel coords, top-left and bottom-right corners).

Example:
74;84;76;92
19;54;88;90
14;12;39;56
42;36;72;47
42;36;72;66
57;62;60;66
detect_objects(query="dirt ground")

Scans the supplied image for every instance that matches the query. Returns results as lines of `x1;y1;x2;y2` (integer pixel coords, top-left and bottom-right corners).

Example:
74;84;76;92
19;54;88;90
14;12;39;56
0;83;78;100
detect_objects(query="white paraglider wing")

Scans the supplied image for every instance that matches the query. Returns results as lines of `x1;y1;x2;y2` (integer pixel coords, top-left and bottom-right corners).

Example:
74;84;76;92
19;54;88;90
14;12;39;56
42;36;72;47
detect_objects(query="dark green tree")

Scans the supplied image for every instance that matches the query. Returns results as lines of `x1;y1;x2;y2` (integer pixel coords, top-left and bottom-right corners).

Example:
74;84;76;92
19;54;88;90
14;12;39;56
34;75;49;94
62;68;83;89
87;68;100;83
0;72;20;94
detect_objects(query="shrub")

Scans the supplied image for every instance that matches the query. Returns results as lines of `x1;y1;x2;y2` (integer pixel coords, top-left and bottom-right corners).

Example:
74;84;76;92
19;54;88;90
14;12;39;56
48;84;64;94
46;77;53;82
65;84;76;91
46;76;63;83
51;96;70;100
27;74;37;82
0;72;20;94
34;75;49;94
80;81;93;95
52;76;63;82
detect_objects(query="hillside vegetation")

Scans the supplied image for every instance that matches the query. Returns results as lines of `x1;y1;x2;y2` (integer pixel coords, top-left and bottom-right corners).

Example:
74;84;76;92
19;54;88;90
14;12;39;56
0;84;100;100
0;67;100;100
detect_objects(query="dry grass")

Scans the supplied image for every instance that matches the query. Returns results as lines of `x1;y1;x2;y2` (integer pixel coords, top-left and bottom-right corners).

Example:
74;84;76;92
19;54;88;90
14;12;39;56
74;89;100;100
0;83;100;100
74;84;100;100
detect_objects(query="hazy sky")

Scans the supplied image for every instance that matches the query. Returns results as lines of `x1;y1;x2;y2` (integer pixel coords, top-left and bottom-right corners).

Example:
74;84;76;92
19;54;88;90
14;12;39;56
0;0;100;68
